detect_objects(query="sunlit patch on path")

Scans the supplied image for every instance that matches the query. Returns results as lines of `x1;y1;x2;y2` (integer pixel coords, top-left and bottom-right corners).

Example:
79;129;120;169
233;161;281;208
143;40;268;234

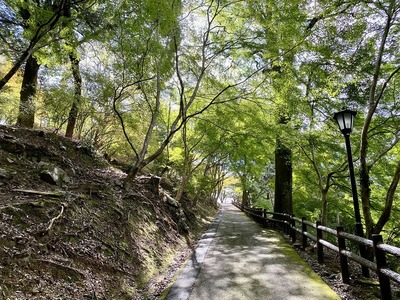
165;203;340;300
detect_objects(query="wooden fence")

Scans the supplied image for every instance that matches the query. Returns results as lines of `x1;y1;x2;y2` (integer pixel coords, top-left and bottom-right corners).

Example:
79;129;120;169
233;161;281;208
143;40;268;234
233;202;400;300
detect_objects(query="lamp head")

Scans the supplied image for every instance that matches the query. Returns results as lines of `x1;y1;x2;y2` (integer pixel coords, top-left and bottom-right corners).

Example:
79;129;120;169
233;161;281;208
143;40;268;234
333;109;357;135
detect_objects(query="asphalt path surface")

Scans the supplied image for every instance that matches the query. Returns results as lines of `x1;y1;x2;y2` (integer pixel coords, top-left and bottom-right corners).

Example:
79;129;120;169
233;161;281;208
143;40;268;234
164;203;340;300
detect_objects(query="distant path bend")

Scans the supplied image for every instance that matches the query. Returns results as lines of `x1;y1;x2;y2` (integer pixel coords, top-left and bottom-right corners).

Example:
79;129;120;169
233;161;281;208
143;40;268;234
165;203;340;300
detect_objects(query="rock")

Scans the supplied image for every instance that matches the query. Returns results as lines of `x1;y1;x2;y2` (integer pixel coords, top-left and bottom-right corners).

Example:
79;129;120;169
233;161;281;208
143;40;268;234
77;142;95;156
65;167;76;177
305;245;316;252
0;139;25;154
161;190;179;208
0;168;9;179
59;143;67;151
38;162;70;186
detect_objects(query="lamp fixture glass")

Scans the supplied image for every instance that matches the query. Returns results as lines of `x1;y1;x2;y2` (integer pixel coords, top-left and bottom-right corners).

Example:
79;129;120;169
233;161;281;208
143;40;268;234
333;109;357;135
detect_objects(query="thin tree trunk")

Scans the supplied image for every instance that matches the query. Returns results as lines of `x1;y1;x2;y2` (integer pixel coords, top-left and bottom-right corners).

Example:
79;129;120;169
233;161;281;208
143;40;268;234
175;175;189;203
65;53;82;138
123;69;162;187
321;191;328;226
374;160;400;234
16;55;40;128
360;1;394;238
175;122;189;203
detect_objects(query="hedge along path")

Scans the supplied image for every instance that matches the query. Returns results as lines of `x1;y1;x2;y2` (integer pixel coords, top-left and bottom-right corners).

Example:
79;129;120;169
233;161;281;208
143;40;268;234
166;203;340;300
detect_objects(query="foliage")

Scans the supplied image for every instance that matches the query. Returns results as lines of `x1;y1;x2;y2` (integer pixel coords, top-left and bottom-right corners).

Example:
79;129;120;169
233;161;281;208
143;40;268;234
1;0;400;246
0;59;21;124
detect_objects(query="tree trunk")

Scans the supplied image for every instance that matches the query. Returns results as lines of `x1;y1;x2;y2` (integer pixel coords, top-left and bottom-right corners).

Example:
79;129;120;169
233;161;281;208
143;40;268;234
360;1;394;238
65;54;82;138
374;160;400;234
175;122;190;203
123;68;162;187
274;142;293;214
124;161;144;187
175;175;189;203
242;189;250;207
16;55;40;128
321;190;328;226
213;168;224;207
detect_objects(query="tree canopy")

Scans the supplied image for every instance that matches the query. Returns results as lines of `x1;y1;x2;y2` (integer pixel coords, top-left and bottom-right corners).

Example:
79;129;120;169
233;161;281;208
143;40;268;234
1;0;400;243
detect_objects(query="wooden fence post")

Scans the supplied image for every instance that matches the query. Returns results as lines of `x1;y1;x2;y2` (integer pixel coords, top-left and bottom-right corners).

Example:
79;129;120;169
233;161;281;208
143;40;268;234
262;209;267;227
291;214;296;243
301;217;307;250
373;234;392;300
286;214;290;235
337;226;350;284
316;220;323;263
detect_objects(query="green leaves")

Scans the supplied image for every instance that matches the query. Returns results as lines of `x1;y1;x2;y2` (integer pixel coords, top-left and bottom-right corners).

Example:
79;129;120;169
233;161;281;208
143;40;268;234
1;0;400;238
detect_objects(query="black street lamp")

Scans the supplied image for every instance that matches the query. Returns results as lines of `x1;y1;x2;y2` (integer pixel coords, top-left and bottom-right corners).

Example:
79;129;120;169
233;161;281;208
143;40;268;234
333;109;362;231
333;109;369;276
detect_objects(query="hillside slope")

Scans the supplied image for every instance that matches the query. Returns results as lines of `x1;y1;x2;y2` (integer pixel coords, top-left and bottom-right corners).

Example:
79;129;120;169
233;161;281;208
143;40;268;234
0;125;217;299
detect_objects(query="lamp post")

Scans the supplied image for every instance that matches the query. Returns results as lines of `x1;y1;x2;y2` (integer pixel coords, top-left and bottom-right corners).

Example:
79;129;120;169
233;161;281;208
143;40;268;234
333;109;369;277
333;109;363;233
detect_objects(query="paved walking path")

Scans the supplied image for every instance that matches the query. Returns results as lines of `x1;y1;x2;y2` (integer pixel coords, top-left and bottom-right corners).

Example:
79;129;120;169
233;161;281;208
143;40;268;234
164;203;340;300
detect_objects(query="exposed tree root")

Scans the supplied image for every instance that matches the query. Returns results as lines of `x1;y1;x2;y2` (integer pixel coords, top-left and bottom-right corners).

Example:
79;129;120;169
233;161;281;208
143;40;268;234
35;258;85;278
12;189;64;197
46;205;65;232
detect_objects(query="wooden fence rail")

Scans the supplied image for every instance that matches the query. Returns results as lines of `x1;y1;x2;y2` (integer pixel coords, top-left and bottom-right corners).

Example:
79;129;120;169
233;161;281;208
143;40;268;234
233;202;400;300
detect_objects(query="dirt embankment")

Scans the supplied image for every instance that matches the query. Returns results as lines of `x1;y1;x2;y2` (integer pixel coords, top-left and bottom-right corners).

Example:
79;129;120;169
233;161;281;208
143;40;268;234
0;125;217;300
